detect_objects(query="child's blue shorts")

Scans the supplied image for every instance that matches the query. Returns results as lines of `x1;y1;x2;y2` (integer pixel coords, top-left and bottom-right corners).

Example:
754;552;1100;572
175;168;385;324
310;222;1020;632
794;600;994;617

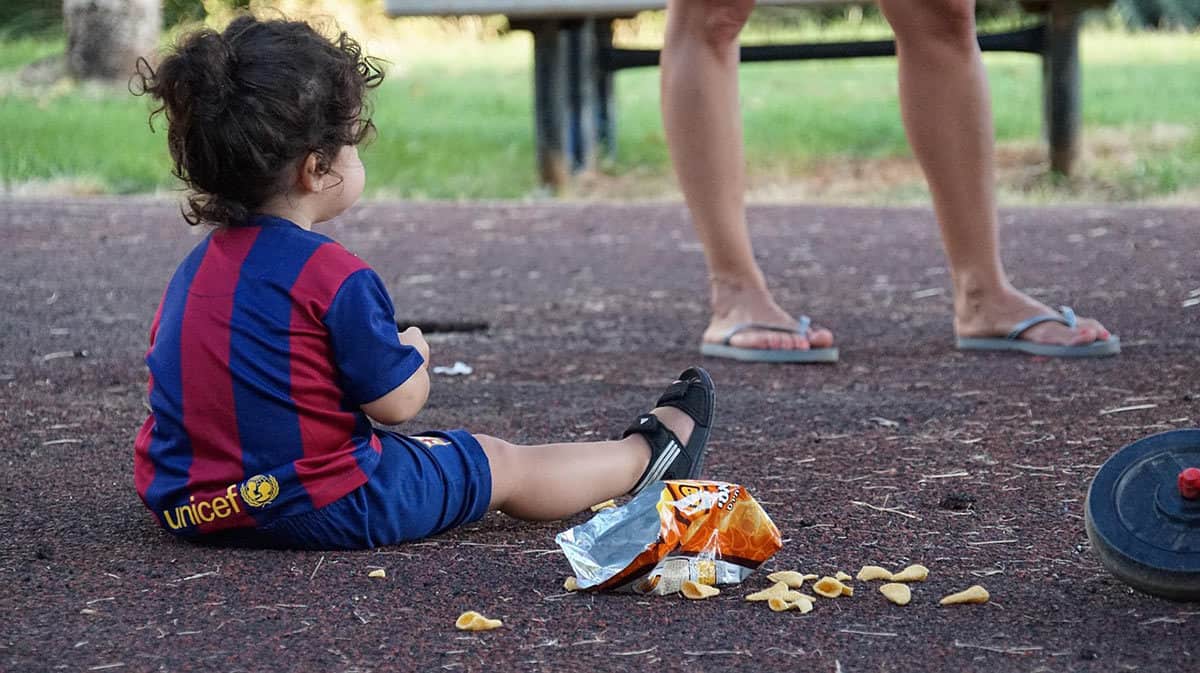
206;429;492;550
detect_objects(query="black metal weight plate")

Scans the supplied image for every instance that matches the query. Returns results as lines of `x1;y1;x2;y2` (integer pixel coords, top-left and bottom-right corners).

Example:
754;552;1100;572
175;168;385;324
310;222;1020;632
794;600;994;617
1085;429;1200;601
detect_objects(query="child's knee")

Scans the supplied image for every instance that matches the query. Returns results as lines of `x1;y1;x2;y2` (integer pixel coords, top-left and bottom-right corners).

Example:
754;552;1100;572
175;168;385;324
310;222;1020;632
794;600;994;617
474;434;515;507
475;433;513;473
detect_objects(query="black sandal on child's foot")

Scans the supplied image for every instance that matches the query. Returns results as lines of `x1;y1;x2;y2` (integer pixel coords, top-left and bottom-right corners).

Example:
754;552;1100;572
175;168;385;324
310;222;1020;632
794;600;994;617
623;367;717;495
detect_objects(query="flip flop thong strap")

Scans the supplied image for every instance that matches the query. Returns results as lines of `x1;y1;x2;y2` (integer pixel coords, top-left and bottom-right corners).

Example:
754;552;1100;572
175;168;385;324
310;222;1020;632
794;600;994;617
1005;305;1077;340
719;315;813;345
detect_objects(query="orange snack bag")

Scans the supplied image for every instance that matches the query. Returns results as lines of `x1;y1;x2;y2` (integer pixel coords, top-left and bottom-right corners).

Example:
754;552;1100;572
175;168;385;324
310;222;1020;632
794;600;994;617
556;481;783;595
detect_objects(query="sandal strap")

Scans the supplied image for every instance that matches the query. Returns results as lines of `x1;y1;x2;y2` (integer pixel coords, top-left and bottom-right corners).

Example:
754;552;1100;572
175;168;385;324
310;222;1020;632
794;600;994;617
654;379;711;426
719;316;814;346
622;413;684;494
1006;306;1077;340
622;412;674;444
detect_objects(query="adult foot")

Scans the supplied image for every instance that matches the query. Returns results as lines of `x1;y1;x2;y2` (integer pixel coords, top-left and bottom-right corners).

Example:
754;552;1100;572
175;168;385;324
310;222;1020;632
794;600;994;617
700;278;835;351
954;285;1113;346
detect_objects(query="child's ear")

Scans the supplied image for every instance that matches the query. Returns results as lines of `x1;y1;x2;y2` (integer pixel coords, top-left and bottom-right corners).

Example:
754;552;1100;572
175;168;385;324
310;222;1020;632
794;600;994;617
296;152;324;193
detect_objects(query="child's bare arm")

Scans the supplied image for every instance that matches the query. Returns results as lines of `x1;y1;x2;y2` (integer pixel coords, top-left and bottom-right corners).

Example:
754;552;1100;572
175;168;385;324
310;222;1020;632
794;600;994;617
361;326;431;425
362;366;429;425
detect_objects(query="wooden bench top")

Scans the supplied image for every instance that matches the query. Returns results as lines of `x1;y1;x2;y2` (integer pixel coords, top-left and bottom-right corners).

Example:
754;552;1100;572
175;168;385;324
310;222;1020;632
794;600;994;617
385;0;1107;20
385;1;842;19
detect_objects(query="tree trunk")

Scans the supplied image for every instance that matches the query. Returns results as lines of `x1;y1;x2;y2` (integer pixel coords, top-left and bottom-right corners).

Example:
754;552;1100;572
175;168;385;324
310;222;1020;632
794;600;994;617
64;0;160;81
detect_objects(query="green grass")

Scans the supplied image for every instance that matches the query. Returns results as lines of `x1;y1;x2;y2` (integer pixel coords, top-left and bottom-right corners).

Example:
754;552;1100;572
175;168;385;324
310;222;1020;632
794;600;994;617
1;25;1197;202
0;33;62;70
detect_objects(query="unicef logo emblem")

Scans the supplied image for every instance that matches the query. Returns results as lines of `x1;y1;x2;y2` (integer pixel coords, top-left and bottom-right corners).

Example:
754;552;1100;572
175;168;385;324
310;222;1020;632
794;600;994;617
239;474;280;508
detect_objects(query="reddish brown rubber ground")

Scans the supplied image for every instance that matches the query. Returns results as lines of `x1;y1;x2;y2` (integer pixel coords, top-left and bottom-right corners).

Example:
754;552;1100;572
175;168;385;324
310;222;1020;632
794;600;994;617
2;198;1197;672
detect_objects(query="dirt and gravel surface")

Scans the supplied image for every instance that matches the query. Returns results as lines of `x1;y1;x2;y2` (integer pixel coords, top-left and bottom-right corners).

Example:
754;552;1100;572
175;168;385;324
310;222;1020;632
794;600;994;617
1;197;1197;673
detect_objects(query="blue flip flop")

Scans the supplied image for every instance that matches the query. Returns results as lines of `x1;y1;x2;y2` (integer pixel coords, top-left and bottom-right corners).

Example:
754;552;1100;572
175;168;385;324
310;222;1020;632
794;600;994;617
956;306;1120;358
700;315;839;363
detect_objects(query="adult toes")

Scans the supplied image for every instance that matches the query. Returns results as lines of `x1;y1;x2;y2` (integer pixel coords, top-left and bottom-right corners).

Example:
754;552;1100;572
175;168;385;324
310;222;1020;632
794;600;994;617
1070;325;1098;346
807;327;835;349
784;333;811;351
1077;317;1111;341
767;332;791;350
728;329;811;350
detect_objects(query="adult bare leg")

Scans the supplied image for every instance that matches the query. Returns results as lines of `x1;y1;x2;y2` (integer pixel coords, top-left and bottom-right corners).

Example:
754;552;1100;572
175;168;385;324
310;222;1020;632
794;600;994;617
662;0;833;353
877;0;1111;347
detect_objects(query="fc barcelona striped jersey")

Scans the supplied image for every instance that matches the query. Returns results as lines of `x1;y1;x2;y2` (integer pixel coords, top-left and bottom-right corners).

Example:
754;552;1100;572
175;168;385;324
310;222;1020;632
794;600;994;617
133;216;424;536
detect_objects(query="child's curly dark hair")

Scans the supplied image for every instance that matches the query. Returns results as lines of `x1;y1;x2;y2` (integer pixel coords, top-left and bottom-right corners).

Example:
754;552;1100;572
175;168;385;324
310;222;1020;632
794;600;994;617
133;15;384;227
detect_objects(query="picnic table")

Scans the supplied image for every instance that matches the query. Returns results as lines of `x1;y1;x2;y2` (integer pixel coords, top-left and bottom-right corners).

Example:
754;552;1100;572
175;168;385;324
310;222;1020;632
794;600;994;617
384;1;1113;190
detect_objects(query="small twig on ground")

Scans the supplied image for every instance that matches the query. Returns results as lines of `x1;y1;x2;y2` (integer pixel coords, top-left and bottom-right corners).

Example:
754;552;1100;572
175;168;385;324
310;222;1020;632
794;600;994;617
1139;616;1187;625
42;350;87;361
458;541;517;548
181;569;219;581
309;555;324;581
839;629;898;638
850;500;920;520
971;568;1005;577
612;647;658;656
954;641;1042;655
1099;404;1158;415
966;539;1019;546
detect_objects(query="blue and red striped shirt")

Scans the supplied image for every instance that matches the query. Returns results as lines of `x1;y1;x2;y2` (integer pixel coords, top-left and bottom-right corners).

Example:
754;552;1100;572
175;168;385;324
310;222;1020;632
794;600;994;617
134;216;424;536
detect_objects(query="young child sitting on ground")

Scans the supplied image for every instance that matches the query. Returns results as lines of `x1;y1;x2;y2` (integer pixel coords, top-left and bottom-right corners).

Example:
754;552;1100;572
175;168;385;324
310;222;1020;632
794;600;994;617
131;15;716;550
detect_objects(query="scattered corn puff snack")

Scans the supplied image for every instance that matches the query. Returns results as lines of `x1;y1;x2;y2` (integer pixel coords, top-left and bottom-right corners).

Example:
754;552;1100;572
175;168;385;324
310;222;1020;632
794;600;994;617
455;611;503;631
879;583;911;606
767;596;790;612
367;568;386;579
681;580;720;600
835;571;852;582
590;499;617;512
813;576;849;598
856;565;893;581
891;564;929;582
940;585;989;605
766;571;809;589
768;595;815;613
745;581;790;602
563;576;579;592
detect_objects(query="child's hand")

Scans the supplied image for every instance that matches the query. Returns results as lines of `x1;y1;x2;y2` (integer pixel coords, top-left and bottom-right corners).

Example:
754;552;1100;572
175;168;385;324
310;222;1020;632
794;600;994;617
398;325;430;366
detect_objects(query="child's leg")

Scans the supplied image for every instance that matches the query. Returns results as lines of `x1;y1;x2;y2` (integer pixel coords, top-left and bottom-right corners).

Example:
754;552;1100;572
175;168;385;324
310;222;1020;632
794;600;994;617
477;405;696;521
